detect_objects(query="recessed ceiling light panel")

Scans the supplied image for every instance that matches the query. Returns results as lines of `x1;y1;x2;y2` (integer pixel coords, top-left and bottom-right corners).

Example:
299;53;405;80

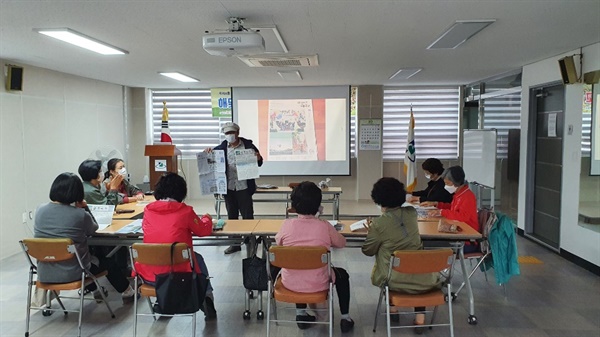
34;28;128;55
427;19;496;49
277;70;302;81
389;68;422;80
159;72;199;82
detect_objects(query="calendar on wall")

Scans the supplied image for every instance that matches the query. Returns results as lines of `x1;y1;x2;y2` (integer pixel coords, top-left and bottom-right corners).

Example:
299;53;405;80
359;119;382;150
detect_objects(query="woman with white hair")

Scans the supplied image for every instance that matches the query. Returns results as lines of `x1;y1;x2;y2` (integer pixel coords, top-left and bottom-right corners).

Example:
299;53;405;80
422;165;480;253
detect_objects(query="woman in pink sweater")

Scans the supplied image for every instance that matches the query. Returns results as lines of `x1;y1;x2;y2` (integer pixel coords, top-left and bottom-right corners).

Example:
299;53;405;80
275;181;354;333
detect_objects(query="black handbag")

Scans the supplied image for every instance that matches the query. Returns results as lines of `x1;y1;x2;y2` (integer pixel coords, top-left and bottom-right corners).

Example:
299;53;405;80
155;243;207;314
242;243;280;291
242;253;269;291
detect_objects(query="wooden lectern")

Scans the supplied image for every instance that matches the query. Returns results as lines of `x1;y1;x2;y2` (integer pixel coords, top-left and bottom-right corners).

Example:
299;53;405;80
144;145;182;190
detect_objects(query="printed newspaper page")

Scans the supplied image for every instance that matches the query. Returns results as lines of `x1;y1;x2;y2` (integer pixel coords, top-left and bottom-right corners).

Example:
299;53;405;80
234;148;259;180
268;99;318;161
196;150;227;195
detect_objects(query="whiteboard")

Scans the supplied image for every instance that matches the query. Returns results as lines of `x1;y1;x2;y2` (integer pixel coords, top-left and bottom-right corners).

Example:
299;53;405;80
462;129;497;189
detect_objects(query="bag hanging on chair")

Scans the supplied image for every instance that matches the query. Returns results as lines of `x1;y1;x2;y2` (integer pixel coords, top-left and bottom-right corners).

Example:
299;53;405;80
242;243;279;291
155;243;206;314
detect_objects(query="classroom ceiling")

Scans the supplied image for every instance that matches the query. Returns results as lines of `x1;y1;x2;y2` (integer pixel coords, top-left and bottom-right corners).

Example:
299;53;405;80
1;0;599;89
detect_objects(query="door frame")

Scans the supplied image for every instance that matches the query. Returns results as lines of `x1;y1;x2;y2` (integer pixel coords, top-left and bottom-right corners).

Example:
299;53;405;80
524;81;564;251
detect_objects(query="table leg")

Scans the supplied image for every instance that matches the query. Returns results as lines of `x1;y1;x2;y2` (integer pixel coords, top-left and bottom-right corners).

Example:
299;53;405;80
449;242;477;325
333;194;340;220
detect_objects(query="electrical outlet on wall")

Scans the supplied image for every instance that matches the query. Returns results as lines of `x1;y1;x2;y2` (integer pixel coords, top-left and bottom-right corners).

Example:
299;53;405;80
22;212;28;224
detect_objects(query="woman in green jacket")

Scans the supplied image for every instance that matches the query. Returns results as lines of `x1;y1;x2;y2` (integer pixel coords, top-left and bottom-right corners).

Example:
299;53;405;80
362;177;440;332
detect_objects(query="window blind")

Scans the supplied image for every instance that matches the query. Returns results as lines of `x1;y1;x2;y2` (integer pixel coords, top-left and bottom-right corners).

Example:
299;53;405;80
482;92;522;159
383;87;460;160
151;89;228;158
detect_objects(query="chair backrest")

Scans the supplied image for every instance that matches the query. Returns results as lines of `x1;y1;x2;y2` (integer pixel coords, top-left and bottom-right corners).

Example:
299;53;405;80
21;238;75;262
130;243;192;266
390;249;454;274
477;207;497;253
288;182;301;189
268;246;329;270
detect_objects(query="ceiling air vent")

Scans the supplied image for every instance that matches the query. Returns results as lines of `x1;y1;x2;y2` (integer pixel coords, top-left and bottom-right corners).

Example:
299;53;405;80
238;55;319;67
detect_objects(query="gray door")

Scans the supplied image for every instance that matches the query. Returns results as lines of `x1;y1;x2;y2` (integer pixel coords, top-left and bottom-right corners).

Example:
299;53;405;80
526;84;564;249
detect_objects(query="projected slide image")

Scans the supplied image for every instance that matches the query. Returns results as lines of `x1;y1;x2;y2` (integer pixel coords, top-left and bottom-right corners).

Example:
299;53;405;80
234;85;349;175
266;99;317;161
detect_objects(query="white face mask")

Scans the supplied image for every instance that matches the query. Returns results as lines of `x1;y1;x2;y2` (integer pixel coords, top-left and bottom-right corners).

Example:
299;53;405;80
444;185;457;194
225;134;236;143
425;174;431;180
118;167;127;176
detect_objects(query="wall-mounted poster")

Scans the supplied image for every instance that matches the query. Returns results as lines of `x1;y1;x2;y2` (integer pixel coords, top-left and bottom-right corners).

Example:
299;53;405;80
211;88;232;117
359;119;382;150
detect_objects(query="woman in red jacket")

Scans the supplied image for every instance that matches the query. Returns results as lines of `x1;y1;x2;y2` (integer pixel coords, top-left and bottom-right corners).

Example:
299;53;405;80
422;166;480;253
136;172;217;319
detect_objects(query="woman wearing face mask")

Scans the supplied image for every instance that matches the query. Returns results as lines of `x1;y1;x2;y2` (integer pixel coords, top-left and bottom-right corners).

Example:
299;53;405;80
422;166;479;252
408;158;452;204
104;158;144;204
78;159;122;206
362;177;440;333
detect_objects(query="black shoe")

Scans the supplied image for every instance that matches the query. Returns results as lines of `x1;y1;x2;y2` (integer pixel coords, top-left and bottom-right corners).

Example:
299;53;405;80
224;245;241;254
152;303;162;314
203;297;217;320
340;318;355;333
296;313;316;329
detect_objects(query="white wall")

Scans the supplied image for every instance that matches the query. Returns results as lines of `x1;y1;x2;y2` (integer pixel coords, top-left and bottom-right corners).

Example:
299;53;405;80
0;61;127;259
518;43;600;266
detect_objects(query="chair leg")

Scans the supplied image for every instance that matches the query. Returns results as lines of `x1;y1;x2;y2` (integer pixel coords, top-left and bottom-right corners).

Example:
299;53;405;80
133;278;139;337
372;287;385;332
266;283;271;337
147;297;157;321
430;306;438;327
52;291;67;313
78;276;85;337
25;269;34;337
385;287;391;337
191;311;196;337
448;283;454;337
329;283;334;337
93;279;115;319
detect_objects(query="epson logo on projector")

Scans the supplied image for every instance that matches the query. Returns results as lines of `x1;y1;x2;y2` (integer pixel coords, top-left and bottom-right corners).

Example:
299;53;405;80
219;36;242;43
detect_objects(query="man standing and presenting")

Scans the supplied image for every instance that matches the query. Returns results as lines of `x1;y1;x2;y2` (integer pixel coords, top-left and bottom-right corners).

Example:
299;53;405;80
206;122;263;254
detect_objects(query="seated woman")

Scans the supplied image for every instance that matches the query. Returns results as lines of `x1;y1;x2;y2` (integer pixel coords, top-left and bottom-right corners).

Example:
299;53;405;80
409;158;453;204
362;177;440;333
275;181;354;333
34;173;136;302
104;158;144;204
422;166;480;253
135;172;217;319
78;159;122;206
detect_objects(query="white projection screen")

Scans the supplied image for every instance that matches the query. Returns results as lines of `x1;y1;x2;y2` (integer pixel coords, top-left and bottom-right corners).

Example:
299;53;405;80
232;86;350;176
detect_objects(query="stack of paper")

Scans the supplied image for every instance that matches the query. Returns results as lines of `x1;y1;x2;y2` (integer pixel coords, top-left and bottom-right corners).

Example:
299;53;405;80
349;219;368;232
88;204;115;230
115;219;143;234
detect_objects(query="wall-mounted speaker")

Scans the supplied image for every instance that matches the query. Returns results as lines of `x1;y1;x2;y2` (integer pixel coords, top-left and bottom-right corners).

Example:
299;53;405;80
558;56;578;84
6;65;23;91
584;70;600;84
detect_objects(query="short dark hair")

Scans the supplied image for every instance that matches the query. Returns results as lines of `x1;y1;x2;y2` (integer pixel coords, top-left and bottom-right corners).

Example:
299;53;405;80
78;160;102;182
421;158;444;175
371;177;406;208
105;158;123;180
153;172;187;202
291;181;322;215
49;173;84;204
442;166;466;186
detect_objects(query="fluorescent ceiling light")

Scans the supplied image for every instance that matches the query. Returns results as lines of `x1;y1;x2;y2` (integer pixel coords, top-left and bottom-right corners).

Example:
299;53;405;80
389;68;422;80
278;70;302;81
159;72;199;82
34;28;128;55
427;20;496;49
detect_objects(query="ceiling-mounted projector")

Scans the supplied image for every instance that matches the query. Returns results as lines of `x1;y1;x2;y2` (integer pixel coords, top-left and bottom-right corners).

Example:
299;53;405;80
202;31;265;57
